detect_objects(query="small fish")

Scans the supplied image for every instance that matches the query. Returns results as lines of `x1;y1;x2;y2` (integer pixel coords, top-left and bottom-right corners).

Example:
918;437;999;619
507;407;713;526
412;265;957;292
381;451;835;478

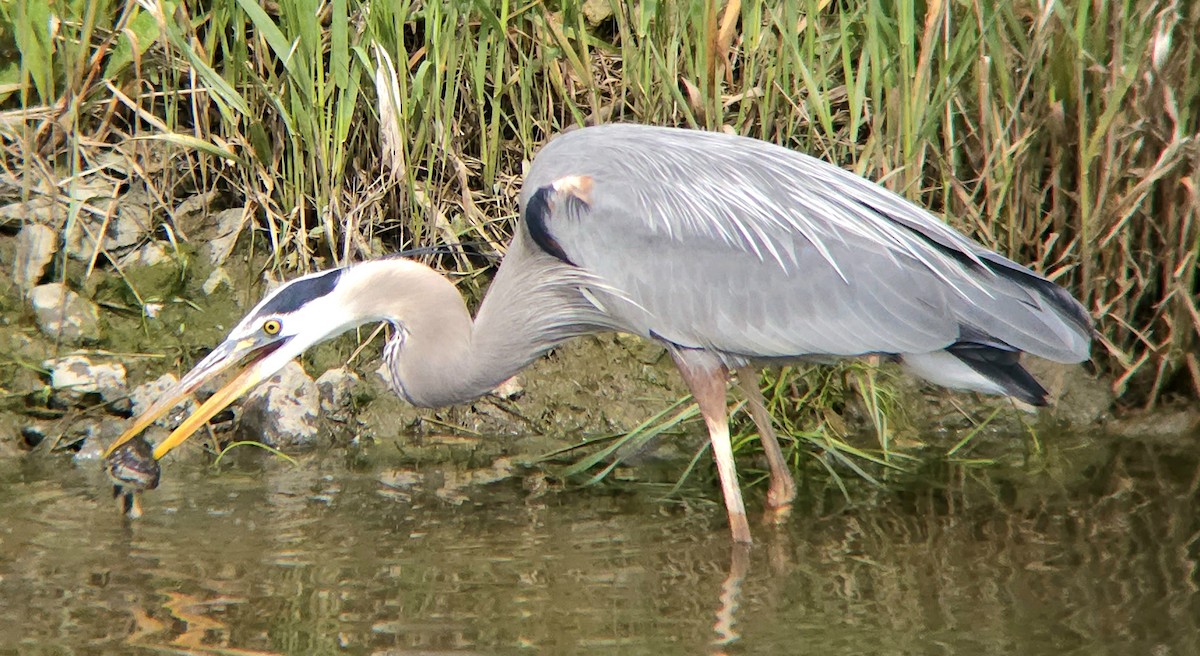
105;436;161;519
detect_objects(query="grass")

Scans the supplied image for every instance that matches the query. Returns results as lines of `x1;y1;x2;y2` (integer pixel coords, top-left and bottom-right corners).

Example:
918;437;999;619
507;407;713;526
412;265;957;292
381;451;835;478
1;1;1197;480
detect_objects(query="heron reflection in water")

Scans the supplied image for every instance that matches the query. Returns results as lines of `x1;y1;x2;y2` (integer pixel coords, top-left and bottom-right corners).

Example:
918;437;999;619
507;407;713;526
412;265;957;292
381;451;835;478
103;124;1092;543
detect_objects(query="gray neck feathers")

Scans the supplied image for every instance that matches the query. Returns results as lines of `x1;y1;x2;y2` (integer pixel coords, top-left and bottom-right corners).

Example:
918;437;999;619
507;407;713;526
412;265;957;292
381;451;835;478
353;248;606;408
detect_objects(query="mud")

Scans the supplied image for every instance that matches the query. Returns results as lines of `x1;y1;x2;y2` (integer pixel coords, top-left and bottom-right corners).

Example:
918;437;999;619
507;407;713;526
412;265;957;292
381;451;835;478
0;228;1157;502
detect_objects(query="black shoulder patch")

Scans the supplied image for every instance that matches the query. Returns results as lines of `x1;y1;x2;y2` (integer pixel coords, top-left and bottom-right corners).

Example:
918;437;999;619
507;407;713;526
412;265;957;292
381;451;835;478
259;268;343;315
525;183;588;265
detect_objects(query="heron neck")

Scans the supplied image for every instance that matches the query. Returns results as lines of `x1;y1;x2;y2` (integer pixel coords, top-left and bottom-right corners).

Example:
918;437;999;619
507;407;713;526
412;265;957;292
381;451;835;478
355;255;598;408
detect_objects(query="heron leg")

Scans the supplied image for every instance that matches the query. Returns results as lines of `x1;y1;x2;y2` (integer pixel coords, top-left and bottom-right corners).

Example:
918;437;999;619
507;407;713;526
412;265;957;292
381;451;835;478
735;367;796;517
671;349;752;544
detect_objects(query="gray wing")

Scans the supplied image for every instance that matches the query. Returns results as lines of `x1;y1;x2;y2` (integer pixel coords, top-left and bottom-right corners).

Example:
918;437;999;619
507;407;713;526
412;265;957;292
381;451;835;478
519;124;1091;363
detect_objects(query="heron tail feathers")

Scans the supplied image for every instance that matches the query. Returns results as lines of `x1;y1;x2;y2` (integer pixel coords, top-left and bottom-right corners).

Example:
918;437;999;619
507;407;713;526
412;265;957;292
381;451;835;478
899;346;1049;406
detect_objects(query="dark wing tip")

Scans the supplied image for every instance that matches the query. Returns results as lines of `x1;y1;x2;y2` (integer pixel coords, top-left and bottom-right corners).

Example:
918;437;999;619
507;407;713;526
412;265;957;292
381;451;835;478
948;343;1050;406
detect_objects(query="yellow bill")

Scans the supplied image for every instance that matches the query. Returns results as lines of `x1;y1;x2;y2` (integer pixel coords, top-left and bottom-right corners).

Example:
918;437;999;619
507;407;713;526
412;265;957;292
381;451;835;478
103;337;291;460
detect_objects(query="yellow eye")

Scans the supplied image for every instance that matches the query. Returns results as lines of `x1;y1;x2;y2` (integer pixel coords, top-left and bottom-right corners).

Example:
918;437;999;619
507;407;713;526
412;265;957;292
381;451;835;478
262;319;282;336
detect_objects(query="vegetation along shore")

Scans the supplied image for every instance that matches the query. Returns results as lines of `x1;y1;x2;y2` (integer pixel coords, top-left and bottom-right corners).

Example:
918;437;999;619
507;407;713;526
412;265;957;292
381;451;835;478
1;1;1196;490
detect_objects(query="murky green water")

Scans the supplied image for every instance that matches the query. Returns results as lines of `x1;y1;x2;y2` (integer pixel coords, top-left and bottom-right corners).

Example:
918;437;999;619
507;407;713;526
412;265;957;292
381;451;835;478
1;432;1198;656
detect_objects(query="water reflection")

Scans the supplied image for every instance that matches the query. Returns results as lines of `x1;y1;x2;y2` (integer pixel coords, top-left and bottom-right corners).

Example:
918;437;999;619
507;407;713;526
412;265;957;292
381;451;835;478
0;432;1197;655
709;544;747;650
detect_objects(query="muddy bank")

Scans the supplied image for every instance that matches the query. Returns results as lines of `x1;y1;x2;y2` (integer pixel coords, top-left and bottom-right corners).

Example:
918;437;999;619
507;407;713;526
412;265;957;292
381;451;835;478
0;221;702;466
1;200;1185;499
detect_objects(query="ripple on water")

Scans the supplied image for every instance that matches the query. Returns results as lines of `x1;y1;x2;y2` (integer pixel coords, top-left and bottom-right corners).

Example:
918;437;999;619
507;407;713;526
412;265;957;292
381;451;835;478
0;431;1197;655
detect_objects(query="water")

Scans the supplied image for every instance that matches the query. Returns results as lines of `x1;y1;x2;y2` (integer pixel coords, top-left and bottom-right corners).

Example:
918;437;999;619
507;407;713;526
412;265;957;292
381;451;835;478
1;433;1197;656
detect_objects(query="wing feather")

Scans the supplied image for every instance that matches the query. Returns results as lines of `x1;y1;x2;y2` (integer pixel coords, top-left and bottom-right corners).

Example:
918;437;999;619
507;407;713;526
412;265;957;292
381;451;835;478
519;125;1091;363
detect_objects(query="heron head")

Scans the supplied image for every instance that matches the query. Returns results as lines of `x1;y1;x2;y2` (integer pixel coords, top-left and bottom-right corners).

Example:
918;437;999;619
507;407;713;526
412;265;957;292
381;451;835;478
104;267;359;461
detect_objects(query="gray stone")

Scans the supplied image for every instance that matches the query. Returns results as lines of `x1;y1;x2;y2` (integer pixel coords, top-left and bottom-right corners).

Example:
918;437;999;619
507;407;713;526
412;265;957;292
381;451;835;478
72;426;105;462
120;241;170;268
374;361;394;392
238;360;320;448
72;419;125;463
129;373;197;431
1025;359;1112;426
0;197;56;223
491;375;524;400
14;224;57;290
316;367;360;417
64;190;153;260
44;355;127;407
29;283;101;343
112;202;149;252
202;267;233;295
173;190;221;236
204;208;246;266
61;424;95;454
582;0;613;25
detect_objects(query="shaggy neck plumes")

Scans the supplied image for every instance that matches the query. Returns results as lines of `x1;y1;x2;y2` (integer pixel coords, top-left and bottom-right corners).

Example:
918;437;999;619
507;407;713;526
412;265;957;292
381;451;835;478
341;255;602;408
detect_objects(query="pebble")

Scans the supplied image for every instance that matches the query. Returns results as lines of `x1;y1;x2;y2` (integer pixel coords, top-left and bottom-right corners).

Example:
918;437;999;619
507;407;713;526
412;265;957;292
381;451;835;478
316;367;360;418
202;267;233;295
204;208;246;266
64;189;151;261
43;355;127;407
28;283;102;343
120;241;170;268
14;224;57;290
237;360;320;448
129;373;197;430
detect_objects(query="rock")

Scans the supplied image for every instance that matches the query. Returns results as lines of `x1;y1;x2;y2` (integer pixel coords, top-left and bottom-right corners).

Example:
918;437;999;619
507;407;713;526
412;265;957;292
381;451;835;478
71;418;125;464
173;190;221;236
29;283;101;343
491;375;524;400
14;224;57;290
237;360;320;448
316;367;360;419
204;208;246;266
1025;359;1112;426
120;241;170;268
72;430;106;462
374;361;394;392
129;373;197;430
582;0;613;25
202;267;233;295
114;195;153;251
0;197;56;223
44;355;127;407
59;423;92;451
64;189;153;260
316;367;364;442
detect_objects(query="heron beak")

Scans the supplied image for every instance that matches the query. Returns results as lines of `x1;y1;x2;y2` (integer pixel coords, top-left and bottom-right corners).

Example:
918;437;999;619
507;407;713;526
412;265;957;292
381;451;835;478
103;337;289;460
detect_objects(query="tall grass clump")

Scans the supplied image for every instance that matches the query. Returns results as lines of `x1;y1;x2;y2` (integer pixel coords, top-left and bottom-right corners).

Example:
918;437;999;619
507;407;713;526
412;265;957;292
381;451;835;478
2;1;1197;471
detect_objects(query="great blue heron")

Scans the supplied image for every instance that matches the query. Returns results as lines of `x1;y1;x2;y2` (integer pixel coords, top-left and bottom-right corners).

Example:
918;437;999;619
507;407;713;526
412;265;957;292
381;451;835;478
104;123;1092;543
